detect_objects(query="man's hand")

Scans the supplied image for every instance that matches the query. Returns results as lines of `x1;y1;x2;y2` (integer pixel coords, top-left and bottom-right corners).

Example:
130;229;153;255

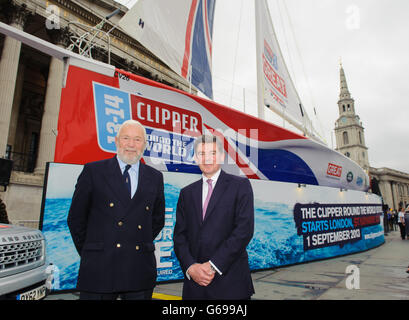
187;262;215;286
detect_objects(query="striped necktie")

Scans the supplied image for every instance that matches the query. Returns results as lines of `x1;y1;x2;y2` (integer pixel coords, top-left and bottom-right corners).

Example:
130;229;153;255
202;179;213;219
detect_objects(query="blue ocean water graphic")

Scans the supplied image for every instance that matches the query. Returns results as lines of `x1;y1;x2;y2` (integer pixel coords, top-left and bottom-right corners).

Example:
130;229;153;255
248;202;304;269
42;186;384;291
42;198;79;290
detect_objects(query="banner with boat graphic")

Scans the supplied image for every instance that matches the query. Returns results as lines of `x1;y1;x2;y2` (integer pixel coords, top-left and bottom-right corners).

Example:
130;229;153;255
55;65;370;192
40;163;383;291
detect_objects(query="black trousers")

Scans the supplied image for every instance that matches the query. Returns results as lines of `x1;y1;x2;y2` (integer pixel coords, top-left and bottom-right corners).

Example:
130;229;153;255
398;223;406;239
79;289;153;300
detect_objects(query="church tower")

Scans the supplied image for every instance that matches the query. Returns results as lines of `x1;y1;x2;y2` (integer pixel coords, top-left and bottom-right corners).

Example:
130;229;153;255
334;63;370;170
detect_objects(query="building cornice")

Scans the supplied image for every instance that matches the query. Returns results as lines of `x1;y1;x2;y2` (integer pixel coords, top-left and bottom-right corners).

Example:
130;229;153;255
334;123;364;130
336;144;368;151
10;171;43;187
369;166;409;180
338;97;355;103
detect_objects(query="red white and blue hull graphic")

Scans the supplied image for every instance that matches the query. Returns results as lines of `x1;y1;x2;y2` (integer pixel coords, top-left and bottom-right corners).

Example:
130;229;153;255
55;66;369;192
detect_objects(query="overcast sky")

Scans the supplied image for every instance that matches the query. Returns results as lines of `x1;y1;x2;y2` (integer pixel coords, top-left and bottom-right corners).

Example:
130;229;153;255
117;0;409;174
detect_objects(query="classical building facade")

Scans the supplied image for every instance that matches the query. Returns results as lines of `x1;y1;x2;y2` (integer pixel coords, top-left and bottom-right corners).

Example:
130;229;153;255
334;64;409;211
369;167;409;212
0;0;195;227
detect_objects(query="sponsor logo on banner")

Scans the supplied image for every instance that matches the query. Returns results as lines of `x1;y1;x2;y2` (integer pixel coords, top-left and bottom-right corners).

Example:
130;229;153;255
93;82;202;163
145;128;196;164
346;171;354;183
262;55;287;99
130;95;202;136
93;82;132;153
262;39;287;104
326;163;342;179
263;40;278;70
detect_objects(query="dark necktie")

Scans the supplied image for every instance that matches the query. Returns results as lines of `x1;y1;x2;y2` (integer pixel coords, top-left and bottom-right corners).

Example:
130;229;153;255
123;164;131;197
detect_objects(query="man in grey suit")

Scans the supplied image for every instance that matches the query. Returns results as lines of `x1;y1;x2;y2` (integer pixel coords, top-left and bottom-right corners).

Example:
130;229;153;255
173;134;255;299
68;120;165;300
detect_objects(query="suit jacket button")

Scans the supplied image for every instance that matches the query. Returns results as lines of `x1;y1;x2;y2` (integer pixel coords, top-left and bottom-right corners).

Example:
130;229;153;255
110;202;114;207
116;243;121;248
118;221;123;227
135;245;140;251
138;225;142;230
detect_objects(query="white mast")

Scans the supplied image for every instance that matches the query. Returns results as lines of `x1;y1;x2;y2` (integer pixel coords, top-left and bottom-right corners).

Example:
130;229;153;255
255;0;323;143
255;0;265;121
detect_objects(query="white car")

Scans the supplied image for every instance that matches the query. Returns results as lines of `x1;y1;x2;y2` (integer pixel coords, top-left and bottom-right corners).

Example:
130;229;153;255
0;224;51;300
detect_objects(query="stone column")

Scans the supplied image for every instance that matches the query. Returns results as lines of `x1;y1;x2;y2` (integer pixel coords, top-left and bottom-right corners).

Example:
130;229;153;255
378;179;392;209
390;181;397;210
7;62;25;150
0;4;31;158
34;27;70;174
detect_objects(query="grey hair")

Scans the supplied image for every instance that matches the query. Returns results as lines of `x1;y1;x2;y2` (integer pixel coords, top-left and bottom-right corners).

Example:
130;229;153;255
193;134;224;154
116;119;147;142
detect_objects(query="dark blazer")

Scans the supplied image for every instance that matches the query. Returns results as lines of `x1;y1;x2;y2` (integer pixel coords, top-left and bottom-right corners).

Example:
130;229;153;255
173;170;255;299
67;156;165;293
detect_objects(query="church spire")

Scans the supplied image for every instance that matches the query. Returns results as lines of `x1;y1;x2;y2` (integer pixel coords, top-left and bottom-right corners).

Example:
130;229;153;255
337;63;355;115
339;61;351;100
334;62;369;171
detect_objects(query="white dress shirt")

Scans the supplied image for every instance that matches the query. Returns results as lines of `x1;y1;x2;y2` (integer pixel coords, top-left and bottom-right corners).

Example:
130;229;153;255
116;156;139;198
201;168;222;208
186;169;223;280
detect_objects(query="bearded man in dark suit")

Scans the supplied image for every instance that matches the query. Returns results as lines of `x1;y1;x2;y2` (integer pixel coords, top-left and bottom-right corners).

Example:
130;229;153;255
68;120;165;300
